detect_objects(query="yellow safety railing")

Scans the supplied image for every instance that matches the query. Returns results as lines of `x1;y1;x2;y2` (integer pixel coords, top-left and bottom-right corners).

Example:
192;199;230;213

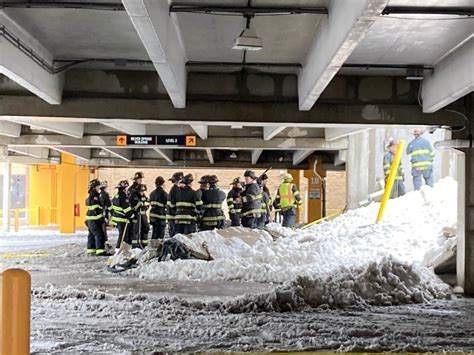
376;139;405;224
300;208;346;230
0;268;31;355
0;207;58;232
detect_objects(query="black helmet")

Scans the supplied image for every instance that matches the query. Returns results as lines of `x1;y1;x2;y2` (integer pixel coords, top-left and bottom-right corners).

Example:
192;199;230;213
139;184;147;192
198;175;210;184
155;176;165;186
182;173;194;185
132;171;144;180
243;170;256;179
169;171;184;183
88;179;101;190
230;177;242;185
208;175;219;185
116;180;129;189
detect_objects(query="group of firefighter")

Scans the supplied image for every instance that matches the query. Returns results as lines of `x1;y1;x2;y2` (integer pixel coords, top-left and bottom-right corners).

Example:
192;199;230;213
85;169;302;256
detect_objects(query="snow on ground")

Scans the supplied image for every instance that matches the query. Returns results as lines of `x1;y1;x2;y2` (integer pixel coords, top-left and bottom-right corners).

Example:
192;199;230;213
133;178;456;307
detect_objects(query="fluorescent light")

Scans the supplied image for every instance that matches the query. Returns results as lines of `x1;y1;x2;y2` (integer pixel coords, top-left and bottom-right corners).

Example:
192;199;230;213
232;28;263;51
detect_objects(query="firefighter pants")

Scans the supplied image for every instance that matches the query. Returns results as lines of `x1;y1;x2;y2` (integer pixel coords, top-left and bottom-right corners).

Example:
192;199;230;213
282;208;296;228
169;219;177;237
242;216;258;229
175;222;196;235
115;221;133;249
132;215;150;248
86;219;106;254
390;180;406;199
151;220;166;239
200;220;224;231
229;213;241;227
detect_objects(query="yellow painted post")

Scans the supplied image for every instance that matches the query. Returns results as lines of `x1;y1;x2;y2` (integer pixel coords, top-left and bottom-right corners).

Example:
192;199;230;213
14;209;19;233
28;165;56;226
0;269;31;355
376;139;405;224
303;156;326;223
58;153;77;234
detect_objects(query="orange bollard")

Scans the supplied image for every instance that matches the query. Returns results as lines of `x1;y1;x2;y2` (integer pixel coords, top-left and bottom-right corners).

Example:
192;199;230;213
0;269;31;355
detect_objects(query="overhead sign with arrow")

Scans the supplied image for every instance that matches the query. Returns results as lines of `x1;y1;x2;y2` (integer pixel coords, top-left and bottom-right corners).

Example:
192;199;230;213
116;135;197;147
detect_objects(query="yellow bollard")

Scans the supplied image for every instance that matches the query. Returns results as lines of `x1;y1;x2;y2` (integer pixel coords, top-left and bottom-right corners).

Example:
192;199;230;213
14;210;19;233
376;139;405;224
0;269;31;355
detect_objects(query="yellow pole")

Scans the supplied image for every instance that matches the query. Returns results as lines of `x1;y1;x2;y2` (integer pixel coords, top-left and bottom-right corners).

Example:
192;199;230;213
14;209;19;233
0;269;31;355
376;139;405;224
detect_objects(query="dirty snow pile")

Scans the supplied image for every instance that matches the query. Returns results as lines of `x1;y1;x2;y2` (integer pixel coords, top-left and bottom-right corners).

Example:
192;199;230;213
133;178;456;306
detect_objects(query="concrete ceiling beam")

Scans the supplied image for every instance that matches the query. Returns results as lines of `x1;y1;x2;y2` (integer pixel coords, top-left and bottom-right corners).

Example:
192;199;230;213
0;120;21;137
102;147;132;162
251;149;263;165
6;118;84;138
122;0;187;108
0;135;349;150
422;37;474;113
334;150;347;167
325;127;372;141
293;150;315;165
190;124;208;140
0;155;56;164
49;147;91;161
102;122;147;135
0;12;64;104
263;126;286;140
298;0;388;110
152;147;173;164
206;148;214;165
8;146;49;159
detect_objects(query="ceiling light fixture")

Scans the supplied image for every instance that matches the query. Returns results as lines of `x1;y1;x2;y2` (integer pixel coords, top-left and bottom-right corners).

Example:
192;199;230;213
233;14;262;51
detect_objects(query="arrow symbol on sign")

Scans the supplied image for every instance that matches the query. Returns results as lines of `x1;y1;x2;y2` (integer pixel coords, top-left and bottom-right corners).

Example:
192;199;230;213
119;137;125;144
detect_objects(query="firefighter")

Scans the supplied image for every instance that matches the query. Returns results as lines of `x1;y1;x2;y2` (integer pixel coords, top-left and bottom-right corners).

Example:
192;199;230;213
149;176;168;240
85;179;108;256
167;172;184;237
201;175;226;230
257;173;272;228
135;184;150;248
241;170;262;229
275;173;302;228
172;174;203;235
129;171;145;194
383;139;406;198
406;128;435;190
227;177;243;227
196;175;210;231
99;180;112;242
128;180;143;248
111;180;134;249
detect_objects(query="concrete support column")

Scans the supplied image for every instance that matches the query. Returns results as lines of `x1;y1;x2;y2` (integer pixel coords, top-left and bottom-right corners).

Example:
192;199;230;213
346;131;370;209
2;162;11;232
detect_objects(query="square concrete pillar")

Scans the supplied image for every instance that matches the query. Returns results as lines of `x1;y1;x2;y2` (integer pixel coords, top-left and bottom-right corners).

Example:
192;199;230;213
346;131;370;209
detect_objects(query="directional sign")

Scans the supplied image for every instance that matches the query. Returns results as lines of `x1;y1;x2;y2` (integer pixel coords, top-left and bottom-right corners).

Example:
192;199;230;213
185;135;196;146
127;135;156;145
116;135;127;146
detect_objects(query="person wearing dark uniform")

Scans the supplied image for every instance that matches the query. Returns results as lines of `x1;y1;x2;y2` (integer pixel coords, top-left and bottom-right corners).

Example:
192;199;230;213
99;180;112;242
172;174;203;235
196;175;209;231
85;179;108;256
128;180;143;248
257;173;272;229
111;180;134;249
241;170;262;229
149;176;168;240
128;171;144;196
201;175;226;230
227;177;243;227
134;184;150;248
167;172;184;237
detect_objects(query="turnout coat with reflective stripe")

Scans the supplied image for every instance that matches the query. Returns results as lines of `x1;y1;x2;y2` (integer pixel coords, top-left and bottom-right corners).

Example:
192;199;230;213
383;152;404;180
227;187;243;215
171;186;203;224
111;190;133;224
241;181;262;218
406;137;435;171
85;190;104;221
201;186;226;226
167;184;180;220
149;186;168;222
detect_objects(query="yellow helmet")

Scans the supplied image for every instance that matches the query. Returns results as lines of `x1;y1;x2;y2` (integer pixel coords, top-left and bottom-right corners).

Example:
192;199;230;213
283;173;293;183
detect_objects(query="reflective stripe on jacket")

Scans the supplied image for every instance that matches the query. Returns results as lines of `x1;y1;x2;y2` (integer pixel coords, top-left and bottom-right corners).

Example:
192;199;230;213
241;182;262;218
276;182;302;211
383;152;404;180
406;137;435;171
110;190;133;224
85;190;104;221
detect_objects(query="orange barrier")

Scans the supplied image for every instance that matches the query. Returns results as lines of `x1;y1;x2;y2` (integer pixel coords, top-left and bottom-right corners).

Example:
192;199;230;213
0;269;31;355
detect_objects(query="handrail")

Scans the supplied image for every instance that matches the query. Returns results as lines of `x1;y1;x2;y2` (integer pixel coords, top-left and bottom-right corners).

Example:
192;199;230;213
300;208;346;230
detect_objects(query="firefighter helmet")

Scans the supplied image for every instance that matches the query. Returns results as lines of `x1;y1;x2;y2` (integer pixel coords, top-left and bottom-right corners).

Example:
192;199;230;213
230;177;242;185
132;171;145;180
100;180;108;189
282;173;293;183
208;175;219;185
169;172;184;182
88;179;101;190
155;176;165;186
243;170;256;179
182;174;194;185
116;180;129;189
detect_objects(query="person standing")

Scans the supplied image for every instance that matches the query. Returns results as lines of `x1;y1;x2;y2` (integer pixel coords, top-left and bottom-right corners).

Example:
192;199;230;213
172;174;202;235
135;184;150;248
241;170;262;229
167;172;184;237
383;139;406;198
406;128;435;190
201;175;226;230
257;173;272;228
99;180;112;242
129;171;144;195
149;176;168;240
85;179;107;256
274;173;302;228
111;180;134;249
196;175;209;231
227;177;243;227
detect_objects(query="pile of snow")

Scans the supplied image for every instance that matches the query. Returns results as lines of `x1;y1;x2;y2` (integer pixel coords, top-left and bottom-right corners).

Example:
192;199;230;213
135;178;457;287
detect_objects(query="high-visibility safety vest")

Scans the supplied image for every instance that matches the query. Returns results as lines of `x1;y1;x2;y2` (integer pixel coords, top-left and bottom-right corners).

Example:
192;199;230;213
278;183;301;210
